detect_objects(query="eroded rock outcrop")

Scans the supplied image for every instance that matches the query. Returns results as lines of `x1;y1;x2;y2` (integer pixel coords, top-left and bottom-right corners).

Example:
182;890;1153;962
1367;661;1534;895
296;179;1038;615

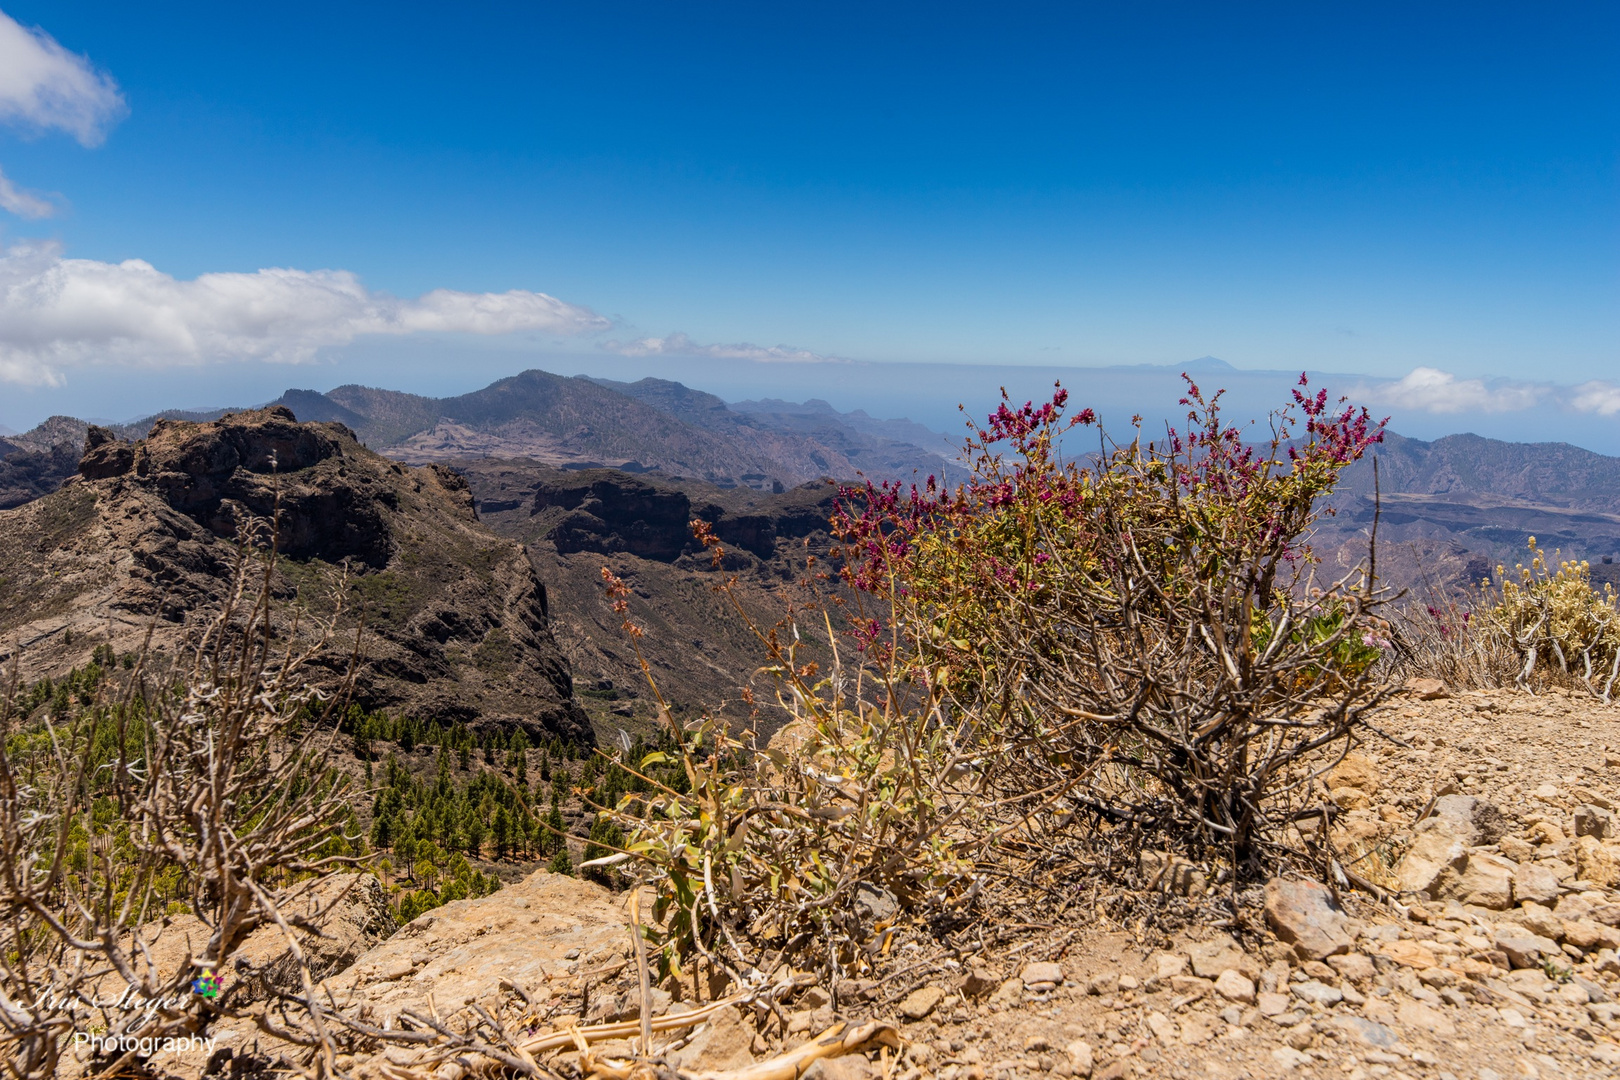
0;407;589;740
530;469;840;564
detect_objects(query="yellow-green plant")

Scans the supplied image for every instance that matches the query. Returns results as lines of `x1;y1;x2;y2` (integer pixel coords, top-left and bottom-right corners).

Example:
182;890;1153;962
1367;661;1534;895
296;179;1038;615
590;563;982;997
1488;537;1620;697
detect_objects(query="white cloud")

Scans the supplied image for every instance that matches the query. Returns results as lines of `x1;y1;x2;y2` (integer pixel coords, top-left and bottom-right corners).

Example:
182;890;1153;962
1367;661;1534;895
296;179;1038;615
0;163;53;218
0;242;610;386
1365;367;1545;414
601;330;845;364
1571;381;1620;417
0;10;126;145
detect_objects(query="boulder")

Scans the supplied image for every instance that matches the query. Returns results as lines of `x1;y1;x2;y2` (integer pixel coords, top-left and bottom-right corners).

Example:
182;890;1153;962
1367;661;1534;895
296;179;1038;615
853;882;899;925
1577;837;1620;888
1494;928;1562;969
1065;1040;1095;1078
325;869;631;1028
672;1006;756;1072
1512;862;1561;906
1214;969;1256;1003
1530;820;1567;848
1257;991;1291;1015
1576;805;1615;840
1153;952;1189;980
1404;677;1448;699
1021;961;1065;989
1394;829;1468;896
1330;787;1374;811
1328;753;1379;797
1291;980;1343;1006
1327;953;1376;985
1564;920;1620;952
1187;937;1257;980
1422;795;1507;846
899;986;945;1021
1376;940;1439;969
1516;902;1564;941
1264;878;1353;960
1444;851;1517;910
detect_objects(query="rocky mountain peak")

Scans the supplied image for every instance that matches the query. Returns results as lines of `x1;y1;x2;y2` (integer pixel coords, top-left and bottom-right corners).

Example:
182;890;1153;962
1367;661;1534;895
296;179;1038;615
0;408;589;741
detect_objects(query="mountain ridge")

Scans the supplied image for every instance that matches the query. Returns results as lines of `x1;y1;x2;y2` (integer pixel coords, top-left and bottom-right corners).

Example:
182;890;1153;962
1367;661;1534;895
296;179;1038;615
0;407;591;740
5;371;1620;591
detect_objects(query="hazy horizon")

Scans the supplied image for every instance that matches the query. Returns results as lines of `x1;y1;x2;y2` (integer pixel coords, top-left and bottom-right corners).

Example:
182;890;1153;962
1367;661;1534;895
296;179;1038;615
8;351;1620;461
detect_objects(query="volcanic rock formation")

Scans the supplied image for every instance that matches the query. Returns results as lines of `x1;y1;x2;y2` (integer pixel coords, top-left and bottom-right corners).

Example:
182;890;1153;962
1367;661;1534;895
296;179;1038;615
0;407;589;741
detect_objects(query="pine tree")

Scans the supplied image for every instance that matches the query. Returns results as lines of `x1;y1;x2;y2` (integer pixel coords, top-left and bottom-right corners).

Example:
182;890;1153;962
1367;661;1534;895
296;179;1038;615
370;809;395;849
545;788;566;856
493;805;513;860
464;808;487;856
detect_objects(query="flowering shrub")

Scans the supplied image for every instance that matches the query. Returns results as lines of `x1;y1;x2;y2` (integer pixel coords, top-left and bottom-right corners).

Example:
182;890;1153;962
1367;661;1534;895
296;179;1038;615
832;375;1392;874
602;377;1396;988
1488;538;1620;697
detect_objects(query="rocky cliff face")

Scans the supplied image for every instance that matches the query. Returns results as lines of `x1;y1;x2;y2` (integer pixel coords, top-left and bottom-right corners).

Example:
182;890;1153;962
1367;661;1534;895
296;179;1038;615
0;407;589;741
528;467;841;564
0;439;80;510
535;472;699;562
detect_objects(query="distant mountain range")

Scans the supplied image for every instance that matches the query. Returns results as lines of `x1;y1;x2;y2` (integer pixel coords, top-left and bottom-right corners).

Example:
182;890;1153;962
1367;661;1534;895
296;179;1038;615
0;369;960;510
3;367;1618;594
1317;431;1620;594
276;371;961;489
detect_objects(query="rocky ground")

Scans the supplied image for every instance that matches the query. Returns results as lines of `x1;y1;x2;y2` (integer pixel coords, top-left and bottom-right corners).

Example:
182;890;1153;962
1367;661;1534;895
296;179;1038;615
62;685;1620;1080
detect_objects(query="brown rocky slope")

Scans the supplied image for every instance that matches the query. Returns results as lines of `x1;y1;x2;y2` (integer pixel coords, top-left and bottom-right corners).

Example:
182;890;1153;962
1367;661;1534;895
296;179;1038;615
456;457;848;738
106;687;1620;1080
0;407;589;740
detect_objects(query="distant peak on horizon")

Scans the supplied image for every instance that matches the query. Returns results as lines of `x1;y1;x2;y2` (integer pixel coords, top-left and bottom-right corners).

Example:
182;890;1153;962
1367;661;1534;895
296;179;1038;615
1182;356;1236;372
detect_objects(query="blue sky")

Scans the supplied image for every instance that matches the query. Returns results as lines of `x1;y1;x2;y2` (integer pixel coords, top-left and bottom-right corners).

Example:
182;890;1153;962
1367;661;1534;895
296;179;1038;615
0;2;1616;446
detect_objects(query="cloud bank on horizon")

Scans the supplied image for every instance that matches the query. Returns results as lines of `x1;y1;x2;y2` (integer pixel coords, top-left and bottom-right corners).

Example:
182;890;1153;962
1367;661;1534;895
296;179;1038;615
600;331;845;364
0;243;609;386
1358;366;1619;419
1;241;1616;430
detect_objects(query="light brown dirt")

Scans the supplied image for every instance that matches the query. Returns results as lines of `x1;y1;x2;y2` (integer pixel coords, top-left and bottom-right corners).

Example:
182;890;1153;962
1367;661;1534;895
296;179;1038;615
61;687;1620;1080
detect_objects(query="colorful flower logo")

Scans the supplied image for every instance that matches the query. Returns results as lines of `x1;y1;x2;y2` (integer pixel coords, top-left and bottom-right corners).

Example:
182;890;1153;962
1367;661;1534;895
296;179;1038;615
191;969;221;1000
